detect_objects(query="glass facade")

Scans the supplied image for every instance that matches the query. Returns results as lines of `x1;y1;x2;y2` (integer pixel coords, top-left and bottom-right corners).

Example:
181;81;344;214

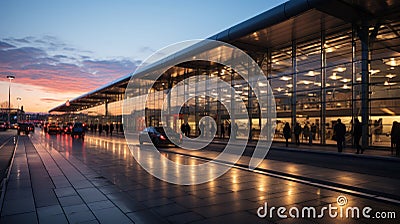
53;12;400;149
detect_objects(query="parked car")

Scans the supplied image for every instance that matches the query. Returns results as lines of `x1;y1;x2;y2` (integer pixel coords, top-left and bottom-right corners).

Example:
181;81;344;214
28;123;35;133
17;123;33;135
0;122;7;131
63;122;73;134
47;123;61;134
71;122;85;139
139;126;182;147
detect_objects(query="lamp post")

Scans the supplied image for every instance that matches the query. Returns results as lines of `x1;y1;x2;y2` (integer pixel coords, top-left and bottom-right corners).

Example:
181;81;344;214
7;75;15;127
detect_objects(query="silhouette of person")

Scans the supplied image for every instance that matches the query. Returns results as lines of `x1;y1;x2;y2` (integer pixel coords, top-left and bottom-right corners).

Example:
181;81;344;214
210;123;216;138
110;123;114;136
283;122;291;147
353;118;363;154
98;123;103;135
185;123;190;137
220;123;225;139
294;122;301;146
391;121;398;155
392;122;400;157
199;122;205;137
181;123;186;136
334;119;346;152
104;123;109;136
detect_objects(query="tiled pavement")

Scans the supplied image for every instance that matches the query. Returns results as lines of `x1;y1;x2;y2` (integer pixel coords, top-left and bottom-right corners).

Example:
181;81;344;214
0;136;164;224
1;132;400;223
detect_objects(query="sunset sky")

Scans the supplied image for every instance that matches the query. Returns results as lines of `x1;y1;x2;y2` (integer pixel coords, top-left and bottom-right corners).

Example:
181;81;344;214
0;0;286;113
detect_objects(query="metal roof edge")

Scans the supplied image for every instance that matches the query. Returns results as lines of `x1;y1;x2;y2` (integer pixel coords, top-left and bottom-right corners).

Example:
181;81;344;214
209;0;330;42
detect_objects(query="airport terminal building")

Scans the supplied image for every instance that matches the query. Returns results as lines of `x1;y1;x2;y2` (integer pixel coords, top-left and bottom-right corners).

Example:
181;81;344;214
50;0;400;148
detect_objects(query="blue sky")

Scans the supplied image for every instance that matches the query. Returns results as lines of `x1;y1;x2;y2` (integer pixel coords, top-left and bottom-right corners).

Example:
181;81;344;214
0;0;287;112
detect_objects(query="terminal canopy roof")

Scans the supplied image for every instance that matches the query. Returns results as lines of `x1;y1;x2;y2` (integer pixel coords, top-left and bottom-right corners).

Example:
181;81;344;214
49;0;400;113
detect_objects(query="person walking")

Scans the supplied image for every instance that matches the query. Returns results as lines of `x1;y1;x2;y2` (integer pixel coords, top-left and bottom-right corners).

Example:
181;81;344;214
199;122;205;137
98;123;103;135
181;123;187;136
392;122;400;157
185;122;191;137
353;118;363;154
104;123;109;136
303;124;310;143
283;122;291;147
334;119;346;152
391;121;398;155
110;123;114;136
220;123;225;139
294;122;301;146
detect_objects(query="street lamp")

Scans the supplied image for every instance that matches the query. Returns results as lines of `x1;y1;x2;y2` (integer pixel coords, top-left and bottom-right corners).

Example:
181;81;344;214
7;75;15;127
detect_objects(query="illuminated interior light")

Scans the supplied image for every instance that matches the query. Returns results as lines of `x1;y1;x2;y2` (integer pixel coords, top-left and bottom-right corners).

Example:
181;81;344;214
340;78;350;83
386;74;396;79
314;82;321;86
258;82;267;87
329;73;342;80
286;84;293;88
342;84;351;89
384;81;396;86
356;77;362;82
280;76;292;81
370;69;380;75
326;47;334;53
276;87;283;92
334;67;346;72
305;71;319;76
381;108;396;115
383;58;400;66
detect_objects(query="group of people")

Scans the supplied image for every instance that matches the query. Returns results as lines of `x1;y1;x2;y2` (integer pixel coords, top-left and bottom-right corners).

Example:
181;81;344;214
282;118;400;156
89;122;122;136
283;122;318;147
181;121;238;139
283;119;350;152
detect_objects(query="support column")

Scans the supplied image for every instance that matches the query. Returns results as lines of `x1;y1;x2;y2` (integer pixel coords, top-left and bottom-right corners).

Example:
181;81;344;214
291;41;297;135
359;23;370;149
248;60;253;141
321;31;327;145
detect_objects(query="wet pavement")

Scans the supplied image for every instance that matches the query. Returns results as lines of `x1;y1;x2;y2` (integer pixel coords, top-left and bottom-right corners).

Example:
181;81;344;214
0;130;399;223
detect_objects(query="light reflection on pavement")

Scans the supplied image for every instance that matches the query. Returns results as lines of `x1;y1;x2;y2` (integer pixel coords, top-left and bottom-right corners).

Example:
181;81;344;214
35;131;400;223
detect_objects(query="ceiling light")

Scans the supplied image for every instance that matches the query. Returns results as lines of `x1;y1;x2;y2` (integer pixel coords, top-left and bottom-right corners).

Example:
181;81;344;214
386;74;396;79
342;84;351;89
329;73;342;80
305;71;319;77
341;78;350;83
280;76;292;81
334;67;346;72
370;69;380;75
381;108;395;115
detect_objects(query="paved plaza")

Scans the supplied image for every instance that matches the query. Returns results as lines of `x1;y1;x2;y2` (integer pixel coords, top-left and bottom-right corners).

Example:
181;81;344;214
0;130;399;223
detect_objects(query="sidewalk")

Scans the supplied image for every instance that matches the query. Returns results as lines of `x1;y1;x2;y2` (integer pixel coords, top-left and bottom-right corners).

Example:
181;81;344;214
88;132;400;203
0;136;164;224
